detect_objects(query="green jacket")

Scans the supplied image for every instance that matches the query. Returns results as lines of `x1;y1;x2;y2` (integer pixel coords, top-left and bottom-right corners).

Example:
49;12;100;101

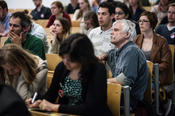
5;33;46;60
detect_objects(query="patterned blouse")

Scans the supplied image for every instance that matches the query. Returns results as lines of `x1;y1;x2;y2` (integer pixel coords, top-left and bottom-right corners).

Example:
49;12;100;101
60;76;83;106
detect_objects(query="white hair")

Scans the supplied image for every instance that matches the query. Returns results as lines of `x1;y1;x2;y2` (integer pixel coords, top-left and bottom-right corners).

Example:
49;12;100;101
113;19;136;41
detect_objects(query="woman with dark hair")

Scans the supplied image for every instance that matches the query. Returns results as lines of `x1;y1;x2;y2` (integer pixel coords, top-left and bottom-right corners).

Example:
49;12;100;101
134;11;172;86
49;17;71;54
128;0;145;22
114;1;140;34
26;33;112;116
46;1;72;28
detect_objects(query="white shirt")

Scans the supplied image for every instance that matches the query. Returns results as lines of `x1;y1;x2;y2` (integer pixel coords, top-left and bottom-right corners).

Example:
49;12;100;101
88;26;115;57
30;22;49;53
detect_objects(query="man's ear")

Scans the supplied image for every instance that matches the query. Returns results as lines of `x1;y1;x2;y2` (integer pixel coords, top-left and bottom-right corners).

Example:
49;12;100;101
126;32;130;39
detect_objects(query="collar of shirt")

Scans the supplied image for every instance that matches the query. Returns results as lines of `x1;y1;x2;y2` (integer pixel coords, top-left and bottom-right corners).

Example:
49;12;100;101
99;26;112;35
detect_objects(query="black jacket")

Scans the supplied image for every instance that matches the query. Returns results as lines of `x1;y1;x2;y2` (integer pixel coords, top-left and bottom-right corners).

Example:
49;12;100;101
44;62;112;116
0;85;30;116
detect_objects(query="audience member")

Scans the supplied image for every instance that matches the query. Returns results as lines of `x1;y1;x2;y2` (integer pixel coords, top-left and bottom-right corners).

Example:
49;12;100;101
46;1;71;28
73;0;91;33
66;0;80;14
0;84;30;116
30;22;49;53
30;0;51;20
83;11;99;35
114;1;140;35
49;17;71;54
88;1;115;57
0;44;48;100
128;0;145;22
151;0;169;22
105;19;148;110
21;10;49;53
0;0;11;37
26;33;112;116
4;12;46;60
91;0;103;13
156;3;175;45
134;11;172;86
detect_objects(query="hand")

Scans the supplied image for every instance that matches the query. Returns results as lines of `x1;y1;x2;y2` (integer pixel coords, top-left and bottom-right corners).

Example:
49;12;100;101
8;31;23;46
98;53;107;61
107;78;118;84
25;98;42;108
39;99;59;112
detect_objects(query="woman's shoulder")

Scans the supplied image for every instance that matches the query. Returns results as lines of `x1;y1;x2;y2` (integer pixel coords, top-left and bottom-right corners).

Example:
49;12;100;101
154;33;168;43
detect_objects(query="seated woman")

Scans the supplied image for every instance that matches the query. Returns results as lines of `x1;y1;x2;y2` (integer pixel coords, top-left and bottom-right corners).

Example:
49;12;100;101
128;0;145;22
49;17;71;54
114;1;140;35
114;1;140;34
26;33;112;116
46;1;72;28
73;0;91;33
0;44;48;100
134;11;172;86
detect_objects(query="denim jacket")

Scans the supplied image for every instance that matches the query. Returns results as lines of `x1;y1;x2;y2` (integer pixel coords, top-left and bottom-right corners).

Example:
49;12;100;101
107;41;148;108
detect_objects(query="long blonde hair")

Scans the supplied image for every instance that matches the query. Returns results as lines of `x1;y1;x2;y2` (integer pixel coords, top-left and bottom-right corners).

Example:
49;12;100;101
0;44;38;84
77;0;91;20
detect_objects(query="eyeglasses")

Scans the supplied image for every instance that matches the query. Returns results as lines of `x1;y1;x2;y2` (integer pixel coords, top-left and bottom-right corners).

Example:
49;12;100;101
115;12;124;15
138;20;150;23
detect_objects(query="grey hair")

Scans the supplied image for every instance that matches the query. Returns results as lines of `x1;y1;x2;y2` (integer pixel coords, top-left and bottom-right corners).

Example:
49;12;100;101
113;19;136;41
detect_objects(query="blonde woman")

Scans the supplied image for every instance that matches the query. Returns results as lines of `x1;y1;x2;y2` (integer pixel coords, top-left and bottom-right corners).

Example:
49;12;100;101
49;17;71;54
73;0;91;33
0;44;48;100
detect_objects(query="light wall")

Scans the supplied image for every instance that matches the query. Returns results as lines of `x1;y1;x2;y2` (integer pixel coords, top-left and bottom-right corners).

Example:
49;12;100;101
5;0;92;9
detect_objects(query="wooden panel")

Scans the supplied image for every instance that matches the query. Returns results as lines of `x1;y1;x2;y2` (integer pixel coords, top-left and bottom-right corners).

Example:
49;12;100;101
143;6;151;11
72;20;80;27
34;20;48;28
0;37;8;48
47;71;54;89
107;83;121;116
46;53;62;71
144;61;153;104
71;27;81;33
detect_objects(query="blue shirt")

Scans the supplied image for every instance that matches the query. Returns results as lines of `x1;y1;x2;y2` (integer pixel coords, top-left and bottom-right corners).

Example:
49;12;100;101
2;13;11;33
107;41;148;108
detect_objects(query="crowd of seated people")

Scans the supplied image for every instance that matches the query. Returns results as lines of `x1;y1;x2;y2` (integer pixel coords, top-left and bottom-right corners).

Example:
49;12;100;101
0;0;175;115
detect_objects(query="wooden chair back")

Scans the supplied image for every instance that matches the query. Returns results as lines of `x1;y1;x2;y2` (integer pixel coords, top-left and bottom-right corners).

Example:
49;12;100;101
0;37;8;48
46;53;62;71
144;61;153;104
107;83;121;116
34;20;48;28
